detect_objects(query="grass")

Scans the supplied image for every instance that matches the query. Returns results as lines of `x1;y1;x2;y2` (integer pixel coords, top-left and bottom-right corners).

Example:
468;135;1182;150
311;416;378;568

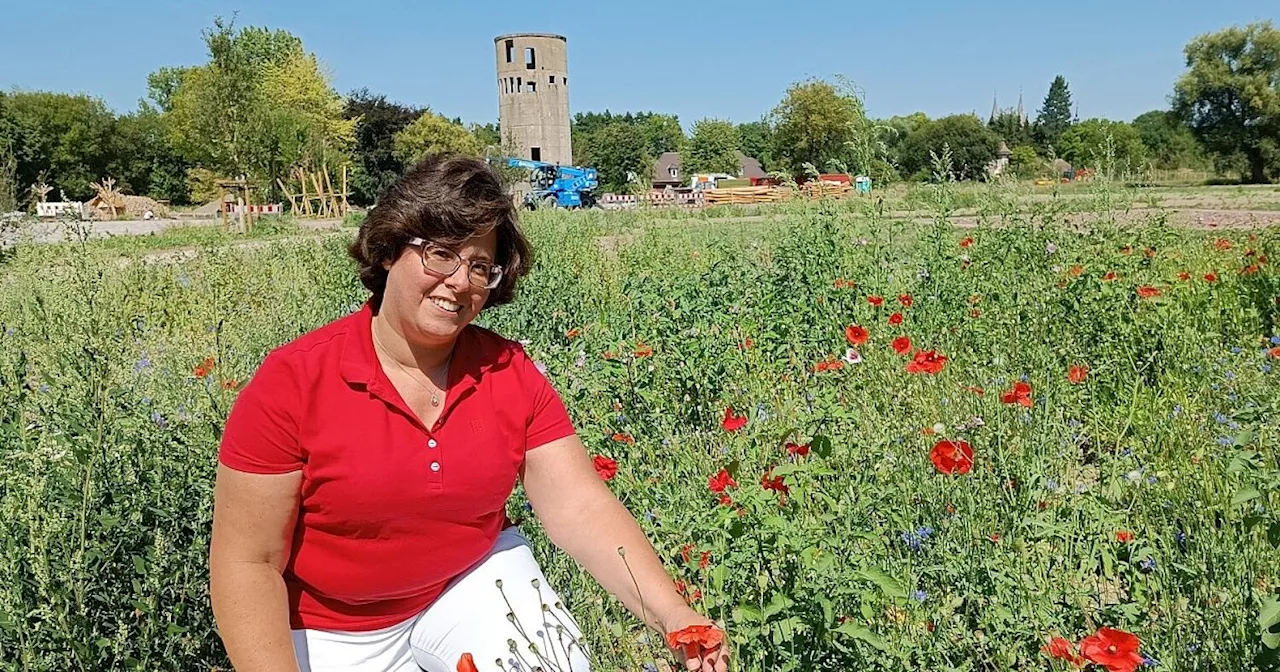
0;189;1277;671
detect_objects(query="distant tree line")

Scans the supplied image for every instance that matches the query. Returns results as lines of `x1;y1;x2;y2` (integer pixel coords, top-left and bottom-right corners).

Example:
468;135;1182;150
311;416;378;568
1;19;1277;213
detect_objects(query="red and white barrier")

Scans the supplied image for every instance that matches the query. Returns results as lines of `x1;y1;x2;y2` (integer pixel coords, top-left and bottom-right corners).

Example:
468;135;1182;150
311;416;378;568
229;203;284;215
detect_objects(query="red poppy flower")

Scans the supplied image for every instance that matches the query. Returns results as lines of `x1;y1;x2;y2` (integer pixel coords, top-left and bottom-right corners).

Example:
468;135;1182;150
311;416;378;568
1080;628;1143;672
1215;238;1232;251
708;468;738;493
592;455;618;481
1242;264;1259;275
634;342;653;357
969;309;982;318
1269;346;1280;358
565;328;581;339
1042;636;1084;666
1136;285;1161;298
889;312;904;325
892;336;912;355
960;236;974;248
845;324;869;346
699;550;710;569
721;406;747;432
1069;265;1084;277
1000;381;1033;408
1068;365;1089;384
963;385;985;396
738;337;754;350
666;624;725;656
1177;271;1191;281
717;493;732;506
1203;272;1217;282
1102;271;1118;282
906;350;947;374
785;441;810;457
194;356;215;378
898;294;913;307
456;652;479;672
221;379;240;390
1115;530;1134;543
612;433;634;444
930;439;973;475
761;468;789;495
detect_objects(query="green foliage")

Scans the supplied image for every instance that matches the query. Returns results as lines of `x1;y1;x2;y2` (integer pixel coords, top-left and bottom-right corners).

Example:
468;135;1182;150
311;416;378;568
1173;20;1280;183
109;106;192;205
988;110;1033;148
770;78;864;175
572;112;685;192
165;17;354;199
1059;119;1148;175
736;120;775;171
899;115;1000;181
1008;145;1045;178
391;110;483;166
1;90;117;200
683;119;742;176
1035;75;1075;152
1;205;1277;670
1132;110;1205;170
343;89;425;205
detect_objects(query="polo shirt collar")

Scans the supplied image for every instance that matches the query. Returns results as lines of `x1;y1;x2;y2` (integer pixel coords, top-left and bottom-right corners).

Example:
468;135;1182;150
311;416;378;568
339;300;513;406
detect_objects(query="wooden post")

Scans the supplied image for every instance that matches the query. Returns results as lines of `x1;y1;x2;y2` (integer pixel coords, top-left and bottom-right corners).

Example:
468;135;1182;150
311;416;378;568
341;164;349;217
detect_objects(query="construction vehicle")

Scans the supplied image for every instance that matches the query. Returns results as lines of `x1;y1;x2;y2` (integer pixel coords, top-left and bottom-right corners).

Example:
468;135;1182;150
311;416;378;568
501;157;600;210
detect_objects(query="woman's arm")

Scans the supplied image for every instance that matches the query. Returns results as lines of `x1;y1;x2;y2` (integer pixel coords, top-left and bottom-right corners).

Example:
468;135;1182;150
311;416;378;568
209;464;303;672
519;435;705;635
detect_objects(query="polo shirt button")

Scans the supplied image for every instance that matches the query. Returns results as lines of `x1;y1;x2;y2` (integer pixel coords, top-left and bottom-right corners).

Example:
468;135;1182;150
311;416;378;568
430;461;441;472
428;439;437;448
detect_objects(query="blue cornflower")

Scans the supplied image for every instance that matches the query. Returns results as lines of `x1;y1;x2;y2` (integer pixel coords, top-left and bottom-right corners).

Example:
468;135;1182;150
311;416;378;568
1271;335;1280;345
1046;479;1060;491
1143;655;1160;666
177;273;191;287
1217;436;1233;446
1231;346;1243;354
643;663;658;672
151;411;167;429
1225;370;1236;380
1147;475;1158;485
1175;530;1188;548
911;590;928;603
1213;412;1230;424
1171;405;1183;417
134;353;152;372
900;528;932;552
1138;557;1156;573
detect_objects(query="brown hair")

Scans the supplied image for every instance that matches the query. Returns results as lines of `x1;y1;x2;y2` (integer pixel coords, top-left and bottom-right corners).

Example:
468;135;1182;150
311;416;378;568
348;154;531;309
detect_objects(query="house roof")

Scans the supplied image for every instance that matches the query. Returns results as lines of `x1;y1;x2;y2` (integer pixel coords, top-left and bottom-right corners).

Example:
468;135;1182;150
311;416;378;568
651;151;766;183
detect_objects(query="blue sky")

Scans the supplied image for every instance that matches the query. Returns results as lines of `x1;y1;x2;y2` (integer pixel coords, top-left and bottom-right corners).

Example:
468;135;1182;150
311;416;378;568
2;1;1275;129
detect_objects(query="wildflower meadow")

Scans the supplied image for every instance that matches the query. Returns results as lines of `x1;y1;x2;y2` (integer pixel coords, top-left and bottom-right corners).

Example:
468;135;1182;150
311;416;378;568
0;192;1278;671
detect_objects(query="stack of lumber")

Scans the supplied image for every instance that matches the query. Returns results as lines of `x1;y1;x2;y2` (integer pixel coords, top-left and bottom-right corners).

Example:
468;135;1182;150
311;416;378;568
800;181;853;199
703;186;791;206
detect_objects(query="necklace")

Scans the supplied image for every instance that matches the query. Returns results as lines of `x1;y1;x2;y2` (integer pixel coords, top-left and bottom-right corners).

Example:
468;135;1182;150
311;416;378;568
372;326;453;407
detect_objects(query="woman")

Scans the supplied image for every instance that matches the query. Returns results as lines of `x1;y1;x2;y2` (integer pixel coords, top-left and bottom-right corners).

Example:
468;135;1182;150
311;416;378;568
209;155;730;672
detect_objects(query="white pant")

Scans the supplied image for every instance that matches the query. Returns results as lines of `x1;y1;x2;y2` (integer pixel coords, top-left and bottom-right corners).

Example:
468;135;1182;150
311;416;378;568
292;527;591;672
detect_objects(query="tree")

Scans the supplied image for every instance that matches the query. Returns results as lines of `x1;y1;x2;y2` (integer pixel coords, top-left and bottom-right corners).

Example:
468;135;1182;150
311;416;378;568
770;77;865;174
576;121;650;193
899;114;1000;181
1035;75;1074;152
110;105;191;204
639;113;685;157
1132;110;1204;169
988;110;1033;148
682;119;741;175
343;89;424;205
1008;145;1045;178
1173;21;1280;183
736;120;774;170
1058;119;1147;176
392;110;483;165
164;17;353;199
2;91;117;200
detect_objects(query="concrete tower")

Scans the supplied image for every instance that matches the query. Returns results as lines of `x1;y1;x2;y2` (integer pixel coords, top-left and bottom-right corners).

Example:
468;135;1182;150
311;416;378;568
494;33;572;166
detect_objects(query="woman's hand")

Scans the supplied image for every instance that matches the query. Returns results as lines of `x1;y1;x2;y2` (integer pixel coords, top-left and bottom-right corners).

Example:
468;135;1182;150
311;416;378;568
662;607;730;672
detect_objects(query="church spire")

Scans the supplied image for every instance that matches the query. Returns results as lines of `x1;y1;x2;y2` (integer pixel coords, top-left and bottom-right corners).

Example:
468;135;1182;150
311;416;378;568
990;91;999;124
1017;88;1026;124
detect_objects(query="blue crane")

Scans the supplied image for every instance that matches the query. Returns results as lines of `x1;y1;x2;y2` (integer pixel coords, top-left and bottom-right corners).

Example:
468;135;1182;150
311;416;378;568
501;157;600;210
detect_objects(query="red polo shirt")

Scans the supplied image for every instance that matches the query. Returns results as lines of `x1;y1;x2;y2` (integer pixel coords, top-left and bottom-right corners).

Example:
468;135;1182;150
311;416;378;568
218;301;576;631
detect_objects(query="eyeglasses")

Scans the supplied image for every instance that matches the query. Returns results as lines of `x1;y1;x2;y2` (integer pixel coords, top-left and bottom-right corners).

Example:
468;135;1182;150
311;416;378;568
406;237;504;289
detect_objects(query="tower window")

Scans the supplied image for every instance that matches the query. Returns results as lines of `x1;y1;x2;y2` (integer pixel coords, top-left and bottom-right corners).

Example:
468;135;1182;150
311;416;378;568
549;75;556;84
525;47;536;69
527;81;536;93
531;147;541;161
505;40;514;63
